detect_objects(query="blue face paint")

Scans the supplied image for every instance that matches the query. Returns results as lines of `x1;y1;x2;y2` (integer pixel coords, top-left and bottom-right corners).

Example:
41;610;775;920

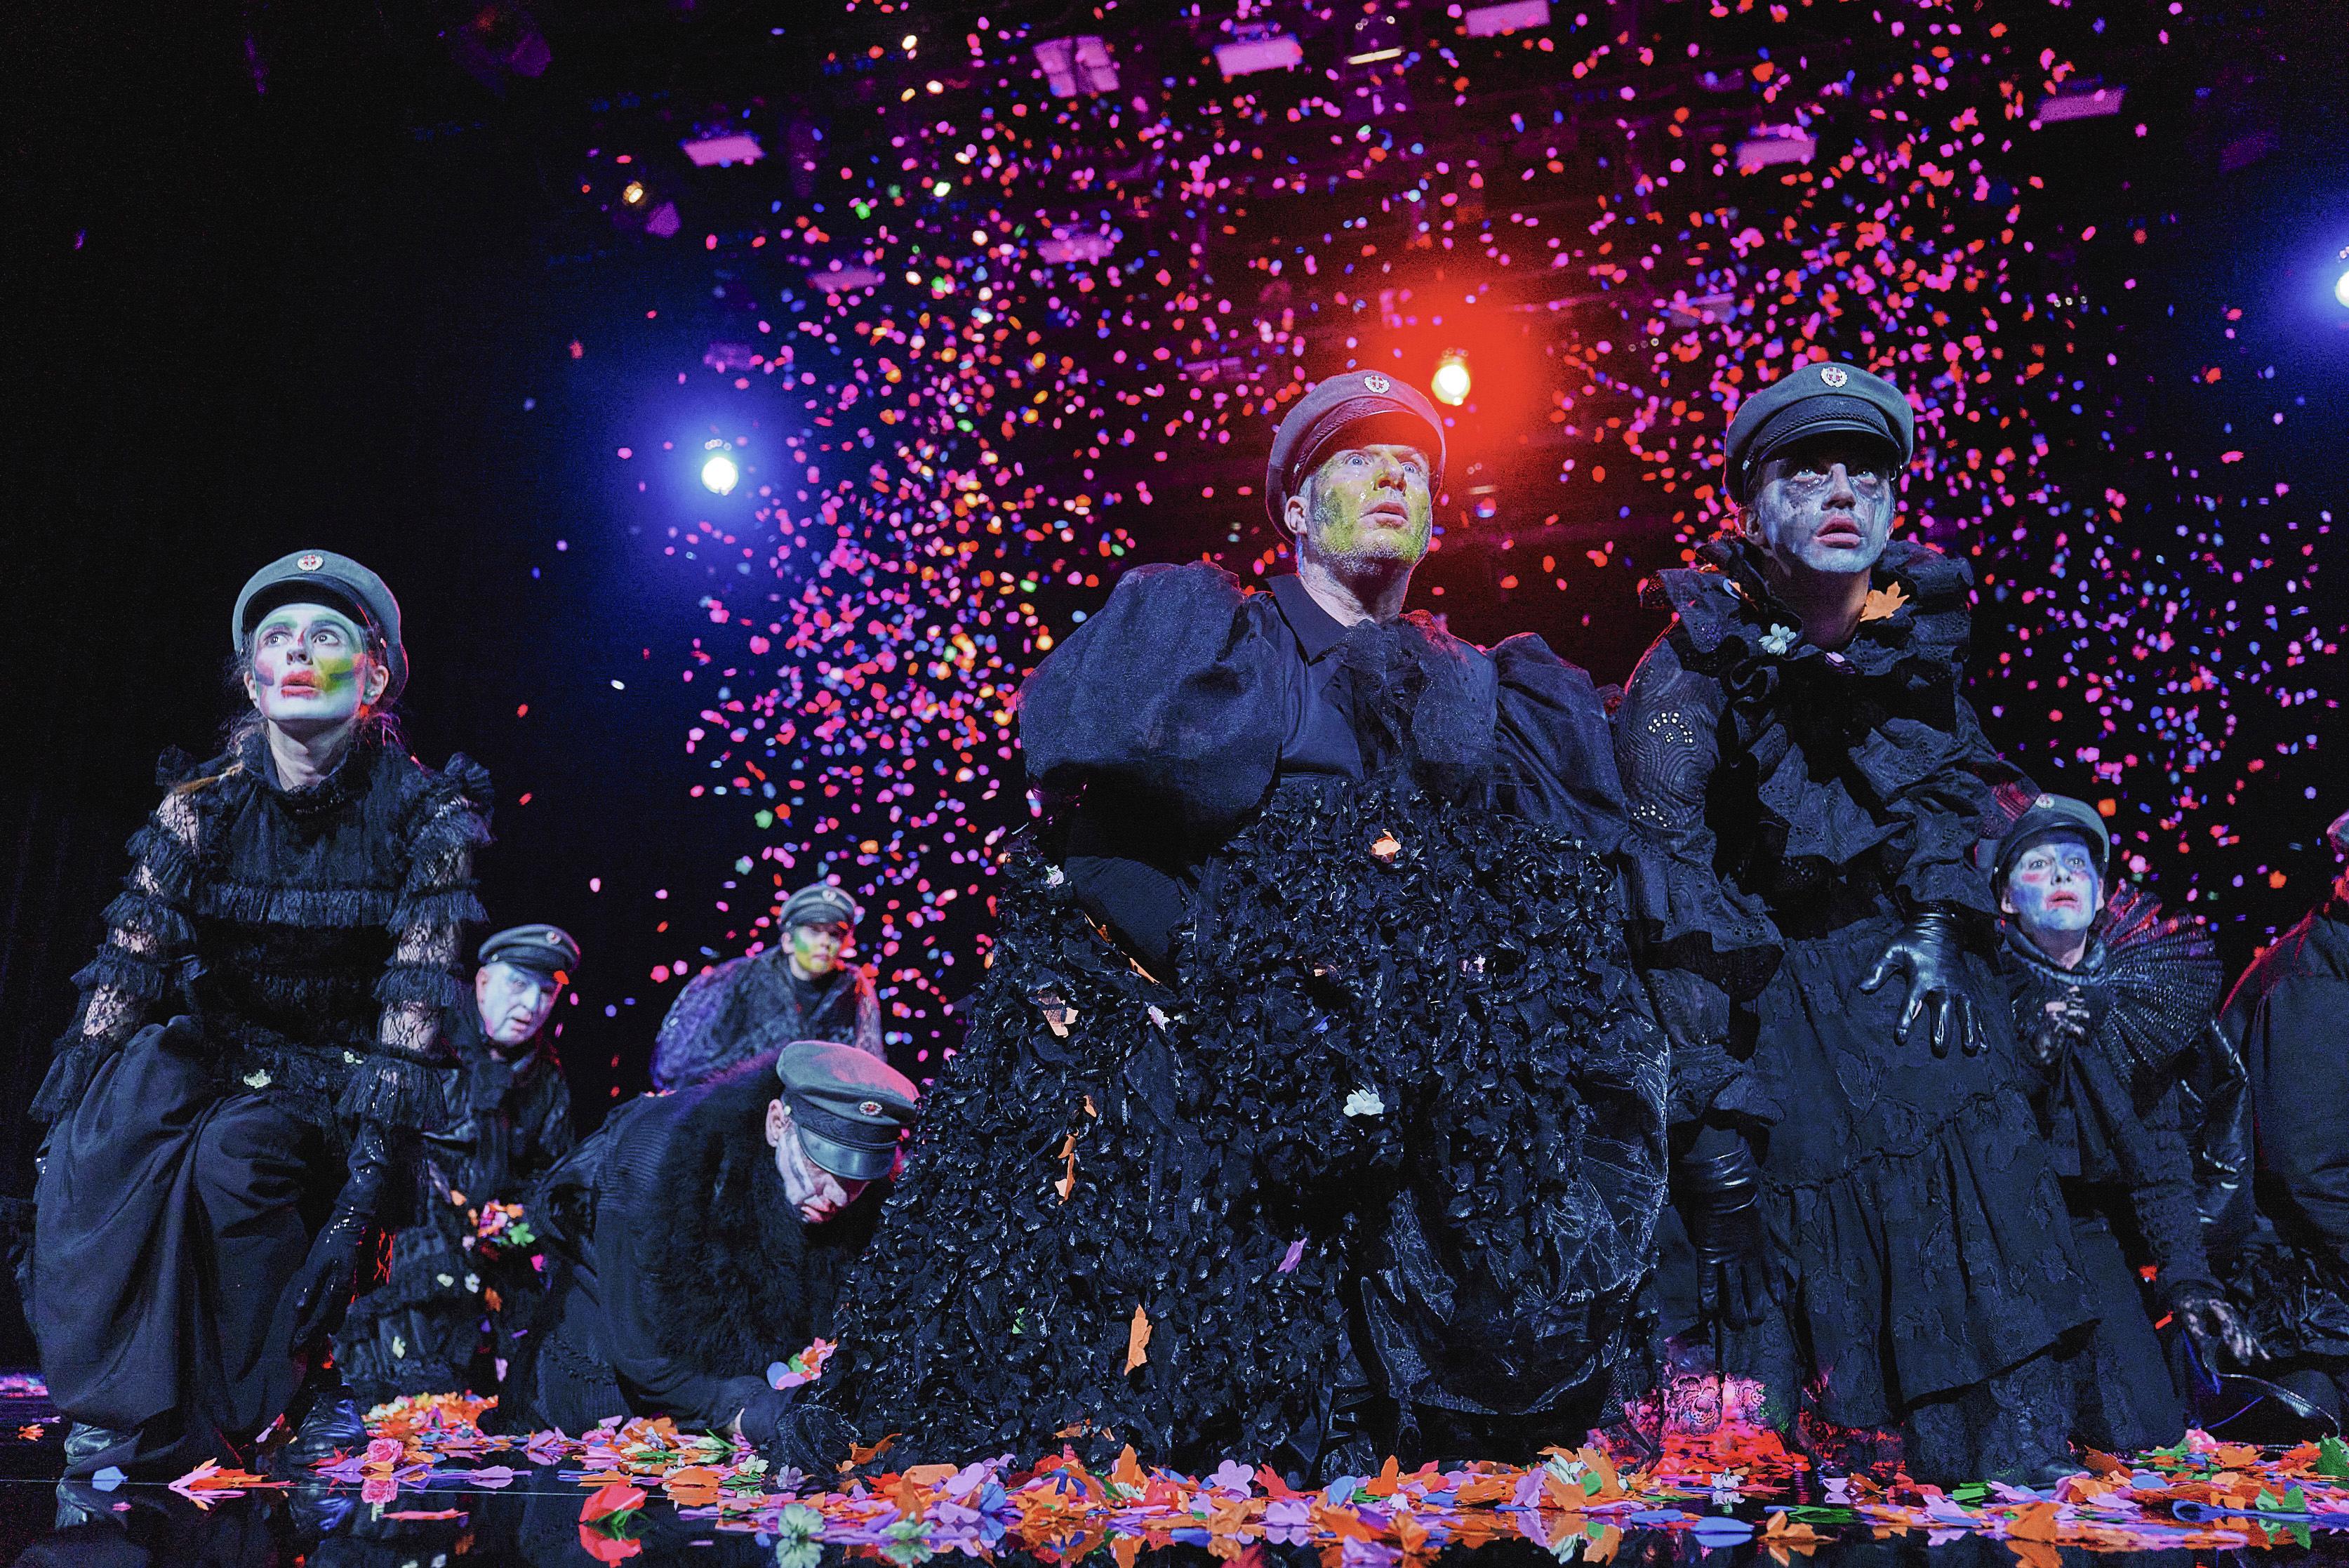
2004;836;2103;942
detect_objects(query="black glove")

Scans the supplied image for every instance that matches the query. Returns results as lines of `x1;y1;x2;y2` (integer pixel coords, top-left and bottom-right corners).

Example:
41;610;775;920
1675;1131;1776;1332
2023;988;2094;1070
2170;1281;2263;1370
1859;909;1984;1057
739;1391;856;1477
288;1122;392;1349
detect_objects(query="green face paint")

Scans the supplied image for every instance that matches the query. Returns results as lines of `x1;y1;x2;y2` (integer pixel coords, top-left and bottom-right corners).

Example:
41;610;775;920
1301;444;1434;566
249;604;375;729
789;920;848;980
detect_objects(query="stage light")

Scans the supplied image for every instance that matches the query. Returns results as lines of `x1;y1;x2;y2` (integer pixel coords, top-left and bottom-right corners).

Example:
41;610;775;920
2334;267;2349;310
1431;352;1471;406
701;451;740;495
1214;31;1303;79
621;180;646;206
1034;36;1118;98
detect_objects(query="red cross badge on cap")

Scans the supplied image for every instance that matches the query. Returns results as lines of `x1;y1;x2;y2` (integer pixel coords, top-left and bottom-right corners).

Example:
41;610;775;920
1820;366;1849;387
858;1100;883;1116
1363;373;1390;393
297;553;325;571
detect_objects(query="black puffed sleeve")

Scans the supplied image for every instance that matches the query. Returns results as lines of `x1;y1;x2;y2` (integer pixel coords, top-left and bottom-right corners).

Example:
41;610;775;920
1489;632;1634;856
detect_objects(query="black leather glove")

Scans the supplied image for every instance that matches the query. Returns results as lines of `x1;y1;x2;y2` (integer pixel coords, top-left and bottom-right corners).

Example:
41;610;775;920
2170;1281;2263;1370
1859;909;1984;1057
1675;1131;1776;1332
2023;989;2094;1070
739;1391;856;1477
288;1122;392;1349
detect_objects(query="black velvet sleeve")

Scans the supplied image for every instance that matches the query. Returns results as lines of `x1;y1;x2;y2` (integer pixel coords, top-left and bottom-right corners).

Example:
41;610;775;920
2230;920;2349;1270
1613;632;1783;1127
1488;632;1635;856
1018;561;1286;842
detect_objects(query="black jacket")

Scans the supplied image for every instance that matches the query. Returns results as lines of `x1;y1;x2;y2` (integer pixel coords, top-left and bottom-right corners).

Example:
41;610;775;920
510;1063;881;1433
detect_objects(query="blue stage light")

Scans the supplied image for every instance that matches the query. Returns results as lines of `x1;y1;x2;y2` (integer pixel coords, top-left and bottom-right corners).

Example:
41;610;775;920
701;452;740;494
2334;267;2349;309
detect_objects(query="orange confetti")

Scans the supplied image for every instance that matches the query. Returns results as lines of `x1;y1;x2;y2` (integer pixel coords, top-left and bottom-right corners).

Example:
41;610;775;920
1124;1303;1152;1373
1859;581;1910;622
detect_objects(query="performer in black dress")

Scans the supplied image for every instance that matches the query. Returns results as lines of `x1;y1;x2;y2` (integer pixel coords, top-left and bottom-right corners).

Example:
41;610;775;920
651;882;883;1088
1616;363;2095;1484
828;371;1667;1475
1990;793;2257;1449
25;550;490;1477
338;924;579;1404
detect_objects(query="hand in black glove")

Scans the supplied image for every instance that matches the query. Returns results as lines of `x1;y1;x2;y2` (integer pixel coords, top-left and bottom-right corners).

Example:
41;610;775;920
1675;1134;1776;1332
2171;1282;2263;1370
2025;991;2094;1070
739;1391;856;1477
288;1122;393;1350
1859;909;1983;1057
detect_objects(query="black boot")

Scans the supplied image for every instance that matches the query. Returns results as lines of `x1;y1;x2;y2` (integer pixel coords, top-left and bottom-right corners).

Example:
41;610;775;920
61;1422;138;1480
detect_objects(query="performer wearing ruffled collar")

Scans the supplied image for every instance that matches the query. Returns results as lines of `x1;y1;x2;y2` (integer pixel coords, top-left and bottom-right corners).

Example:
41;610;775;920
1615;362;2096;1483
1992;794;2258;1449
25;550;491;1480
828;371;1667;1475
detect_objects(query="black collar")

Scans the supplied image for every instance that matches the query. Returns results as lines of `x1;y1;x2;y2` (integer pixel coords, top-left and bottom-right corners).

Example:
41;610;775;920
1267;573;1349;664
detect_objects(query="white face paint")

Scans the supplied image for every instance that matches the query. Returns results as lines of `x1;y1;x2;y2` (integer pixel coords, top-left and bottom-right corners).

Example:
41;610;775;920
765;1099;871;1224
2002;835;2105;942
244;603;388;738
1747;434;1899;578
474;960;561;1048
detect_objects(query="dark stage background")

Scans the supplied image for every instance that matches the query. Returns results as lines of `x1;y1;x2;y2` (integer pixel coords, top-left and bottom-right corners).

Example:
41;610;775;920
8;0;2349;1367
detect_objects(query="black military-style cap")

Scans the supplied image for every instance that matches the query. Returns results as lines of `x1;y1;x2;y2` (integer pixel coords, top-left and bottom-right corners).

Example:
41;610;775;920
1992;793;2110;891
479;924;583;983
1263;368;1448;525
775;1039;919;1181
1722;360;1915;505
780;882;860;930
232;550;410;703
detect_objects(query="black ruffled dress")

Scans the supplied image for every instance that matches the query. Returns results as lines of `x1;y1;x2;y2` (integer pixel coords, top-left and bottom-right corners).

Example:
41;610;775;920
1616;536;2094;1483
1999;883;2232;1451
828;565;1666;1473
26;729;490;1474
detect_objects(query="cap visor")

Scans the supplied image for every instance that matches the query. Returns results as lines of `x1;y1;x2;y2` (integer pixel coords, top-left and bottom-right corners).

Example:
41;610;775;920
799;1127;893;1183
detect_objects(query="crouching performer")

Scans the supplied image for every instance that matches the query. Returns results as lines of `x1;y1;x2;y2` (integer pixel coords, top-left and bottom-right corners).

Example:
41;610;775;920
1616;363;2095;1484
827;371;1667;1475
498;1042;911;1477
338;924;580;1404
25;550;491;1477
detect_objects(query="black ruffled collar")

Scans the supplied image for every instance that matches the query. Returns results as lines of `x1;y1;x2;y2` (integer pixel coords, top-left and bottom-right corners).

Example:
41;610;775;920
233;724;380;817
1650;534;1974;682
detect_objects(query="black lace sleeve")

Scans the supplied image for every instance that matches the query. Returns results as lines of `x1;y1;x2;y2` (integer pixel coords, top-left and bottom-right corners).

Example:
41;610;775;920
1614;633;1783;1127
31;764;214;1122
345;757;493;1129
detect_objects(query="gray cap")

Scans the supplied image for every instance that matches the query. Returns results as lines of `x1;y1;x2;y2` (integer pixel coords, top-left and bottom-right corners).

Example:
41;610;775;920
1993;793;2110;891
1723;361;1915;505
479;924;582;983
232;550;409;703
776;1040;918;1181
1263;368;1447;526
780;882;860;930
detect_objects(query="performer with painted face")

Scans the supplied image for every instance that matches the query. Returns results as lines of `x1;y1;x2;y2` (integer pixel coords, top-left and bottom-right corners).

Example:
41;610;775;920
338;925;580;1404
25;551;490;1477
829;371;1665;1473
651;881;882;1088
1616;363;2096;1483
1991;795;2257;1448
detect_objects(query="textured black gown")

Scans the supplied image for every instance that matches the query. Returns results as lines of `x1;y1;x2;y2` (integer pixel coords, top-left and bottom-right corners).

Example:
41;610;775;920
26;729;488;1474
1999;883;2232;1452
1615;536;2094;1483
828;564;1667;1473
